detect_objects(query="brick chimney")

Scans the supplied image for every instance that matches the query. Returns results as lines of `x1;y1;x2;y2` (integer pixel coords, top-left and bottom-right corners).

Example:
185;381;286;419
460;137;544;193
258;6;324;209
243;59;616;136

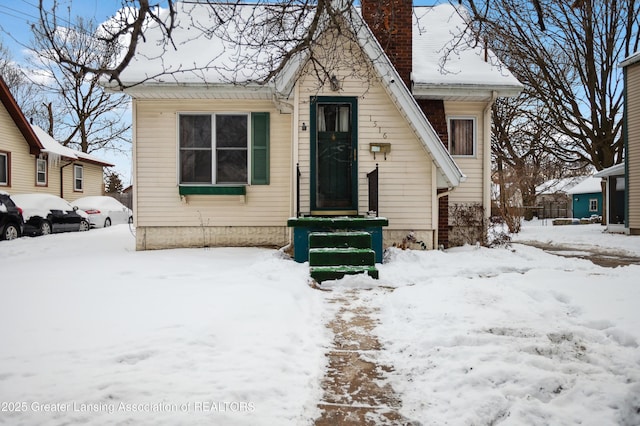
361;0;413;89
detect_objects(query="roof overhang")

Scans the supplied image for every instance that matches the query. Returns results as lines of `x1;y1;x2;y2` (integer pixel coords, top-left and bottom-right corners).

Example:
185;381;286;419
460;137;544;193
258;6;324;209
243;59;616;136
594;162;625;177
620;52;640;68
413;83;523;101
107;81;274;100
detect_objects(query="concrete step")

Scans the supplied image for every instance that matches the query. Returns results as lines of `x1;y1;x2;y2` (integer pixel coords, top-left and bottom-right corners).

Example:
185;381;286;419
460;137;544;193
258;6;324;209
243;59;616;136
309;231;372;250
309;248;376;267
310;265;379;283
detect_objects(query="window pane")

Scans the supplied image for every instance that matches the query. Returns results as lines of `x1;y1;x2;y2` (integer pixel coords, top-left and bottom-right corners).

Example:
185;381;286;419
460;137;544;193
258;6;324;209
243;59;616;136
181;150;212;183
0;154;7;184
37;159;46;184
180;115;211;148
75;166;83;190
216;150;247;183
216;115;247;148
450;119;474;156
318;104;350;133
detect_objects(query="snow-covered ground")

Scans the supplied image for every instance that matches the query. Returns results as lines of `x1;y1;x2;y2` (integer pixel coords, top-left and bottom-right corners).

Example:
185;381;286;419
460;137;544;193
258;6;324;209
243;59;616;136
1;221;639;425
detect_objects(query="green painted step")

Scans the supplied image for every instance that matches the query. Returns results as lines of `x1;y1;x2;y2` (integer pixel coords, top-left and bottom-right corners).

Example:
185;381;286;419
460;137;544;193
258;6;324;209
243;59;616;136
310;265;379;283
309;231;372;249
309;248;375;267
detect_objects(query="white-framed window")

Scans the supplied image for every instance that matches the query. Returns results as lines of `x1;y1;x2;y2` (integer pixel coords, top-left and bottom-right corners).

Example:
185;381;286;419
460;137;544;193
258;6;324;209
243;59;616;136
178;112;270;186
448;117;476;156
0;152;8;186
589;198;598;212
36;158;47;186
179;113;249;184
74;164;83;191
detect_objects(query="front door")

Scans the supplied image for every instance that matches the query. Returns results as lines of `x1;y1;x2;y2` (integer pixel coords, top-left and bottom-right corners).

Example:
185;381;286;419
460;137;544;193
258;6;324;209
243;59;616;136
311;97;358;215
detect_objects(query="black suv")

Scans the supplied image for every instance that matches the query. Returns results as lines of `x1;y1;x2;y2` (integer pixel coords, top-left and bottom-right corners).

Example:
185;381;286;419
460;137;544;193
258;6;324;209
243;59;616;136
0;192;24;241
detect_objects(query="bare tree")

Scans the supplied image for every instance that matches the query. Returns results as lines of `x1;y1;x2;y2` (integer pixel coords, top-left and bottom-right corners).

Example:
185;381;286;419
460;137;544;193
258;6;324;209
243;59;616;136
35;1;397;91
460;0;640;171
0;38;51;128
492;94;590;226
25;14;131;154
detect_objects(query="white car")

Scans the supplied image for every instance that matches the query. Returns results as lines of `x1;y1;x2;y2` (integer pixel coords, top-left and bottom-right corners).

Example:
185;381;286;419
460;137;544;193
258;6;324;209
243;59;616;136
73;196;133;228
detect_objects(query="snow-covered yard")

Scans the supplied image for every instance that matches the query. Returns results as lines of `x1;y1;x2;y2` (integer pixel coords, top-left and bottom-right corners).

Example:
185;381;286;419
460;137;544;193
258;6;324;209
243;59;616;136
1;221;639;425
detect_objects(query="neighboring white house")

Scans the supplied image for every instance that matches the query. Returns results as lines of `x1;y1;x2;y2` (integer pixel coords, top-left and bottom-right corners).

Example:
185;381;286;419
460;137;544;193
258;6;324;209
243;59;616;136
0;76;113;202
106;1;522;251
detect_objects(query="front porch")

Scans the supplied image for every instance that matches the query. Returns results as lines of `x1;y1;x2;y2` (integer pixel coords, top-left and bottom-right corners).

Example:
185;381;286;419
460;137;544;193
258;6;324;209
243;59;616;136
287;216;389;283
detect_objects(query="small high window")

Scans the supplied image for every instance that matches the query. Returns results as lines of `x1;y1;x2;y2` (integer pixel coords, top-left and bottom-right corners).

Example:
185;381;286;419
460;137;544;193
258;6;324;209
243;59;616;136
448;117;476;156
36;158;47;186
589;198;598;212
74;165;83;191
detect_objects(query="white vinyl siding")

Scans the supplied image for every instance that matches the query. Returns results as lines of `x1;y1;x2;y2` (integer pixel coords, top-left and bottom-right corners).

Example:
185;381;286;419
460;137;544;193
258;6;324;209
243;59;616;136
134;99;290;227
627;62;640;232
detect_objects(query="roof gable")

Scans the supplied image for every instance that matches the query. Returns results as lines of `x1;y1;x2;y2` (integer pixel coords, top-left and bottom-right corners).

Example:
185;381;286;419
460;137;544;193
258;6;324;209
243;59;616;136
0;76;44;155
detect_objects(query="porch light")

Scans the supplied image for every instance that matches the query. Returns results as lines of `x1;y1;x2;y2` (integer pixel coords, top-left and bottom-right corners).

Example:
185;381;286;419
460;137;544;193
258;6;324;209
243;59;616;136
329;75;340;91
302;122;307;131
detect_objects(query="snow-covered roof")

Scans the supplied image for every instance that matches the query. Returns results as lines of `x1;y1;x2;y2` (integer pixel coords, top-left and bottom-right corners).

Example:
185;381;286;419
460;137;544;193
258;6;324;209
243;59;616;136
31;125;114;167
113;3;288;88
536;176;585;195
111;2;521;98
411;6;522;97
567;176;603;195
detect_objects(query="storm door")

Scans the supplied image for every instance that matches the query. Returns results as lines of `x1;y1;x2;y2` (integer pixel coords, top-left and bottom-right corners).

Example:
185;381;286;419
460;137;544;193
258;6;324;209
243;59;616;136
310;97;358;215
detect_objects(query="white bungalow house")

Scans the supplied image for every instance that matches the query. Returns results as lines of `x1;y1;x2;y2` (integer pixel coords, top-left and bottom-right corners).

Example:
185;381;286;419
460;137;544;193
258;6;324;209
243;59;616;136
107;1;521;277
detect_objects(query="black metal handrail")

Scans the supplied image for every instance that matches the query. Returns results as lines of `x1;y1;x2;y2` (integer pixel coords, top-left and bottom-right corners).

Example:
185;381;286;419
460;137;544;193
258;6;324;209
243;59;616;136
367;164;379;216
296;163;301;217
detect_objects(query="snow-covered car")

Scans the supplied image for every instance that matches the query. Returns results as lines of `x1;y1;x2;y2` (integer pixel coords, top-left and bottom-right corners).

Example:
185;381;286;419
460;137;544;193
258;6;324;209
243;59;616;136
72;196;132;228
11;193;90;236
0;191;24;241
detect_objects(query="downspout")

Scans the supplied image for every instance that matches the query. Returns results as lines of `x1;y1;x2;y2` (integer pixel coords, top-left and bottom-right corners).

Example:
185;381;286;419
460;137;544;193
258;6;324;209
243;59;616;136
59;161;74;199
483;91;498;220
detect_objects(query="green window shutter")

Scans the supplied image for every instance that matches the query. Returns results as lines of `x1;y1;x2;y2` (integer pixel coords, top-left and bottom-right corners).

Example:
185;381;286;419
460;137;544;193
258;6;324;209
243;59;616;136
251;112;270;185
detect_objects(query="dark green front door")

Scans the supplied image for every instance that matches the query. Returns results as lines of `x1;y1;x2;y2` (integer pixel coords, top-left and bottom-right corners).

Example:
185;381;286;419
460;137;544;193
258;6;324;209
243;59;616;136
311;97;358;215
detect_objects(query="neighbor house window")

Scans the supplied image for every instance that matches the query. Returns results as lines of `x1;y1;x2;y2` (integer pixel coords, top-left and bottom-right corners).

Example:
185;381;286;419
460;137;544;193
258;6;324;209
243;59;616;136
179;112;270;185
589;198;598;212
36;158;47;186
0;152;8;186
448;117;476;156
74;164;83;191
